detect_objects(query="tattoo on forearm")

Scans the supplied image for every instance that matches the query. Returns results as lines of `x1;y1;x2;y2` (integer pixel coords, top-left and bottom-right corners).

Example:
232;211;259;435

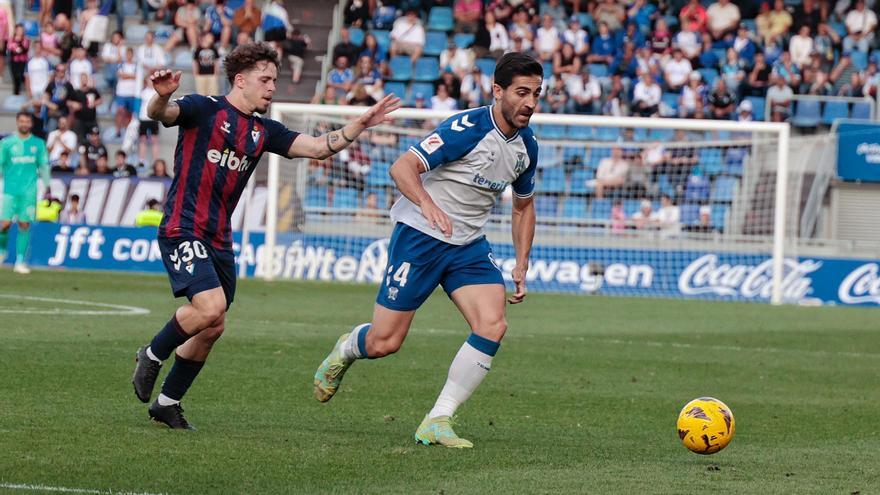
325;131;344;155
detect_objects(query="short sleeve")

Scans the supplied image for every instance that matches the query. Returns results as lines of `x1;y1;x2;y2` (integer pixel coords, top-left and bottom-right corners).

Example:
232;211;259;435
512;132;538;198
409;110;485;172
165;94;203;129
38;140;49;168
263;118;300;157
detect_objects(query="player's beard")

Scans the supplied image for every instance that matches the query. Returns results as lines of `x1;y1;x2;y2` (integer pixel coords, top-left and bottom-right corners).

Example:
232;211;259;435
502;103;532;130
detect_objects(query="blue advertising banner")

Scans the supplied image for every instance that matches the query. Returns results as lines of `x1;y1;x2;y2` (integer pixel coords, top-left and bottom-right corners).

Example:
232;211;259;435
26;223;880;306
836;122;880;182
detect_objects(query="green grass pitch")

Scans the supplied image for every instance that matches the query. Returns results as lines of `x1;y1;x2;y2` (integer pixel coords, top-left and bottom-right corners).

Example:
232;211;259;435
1;269;878;494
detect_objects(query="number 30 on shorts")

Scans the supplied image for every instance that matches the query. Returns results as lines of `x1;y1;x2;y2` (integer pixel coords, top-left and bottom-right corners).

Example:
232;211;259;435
385;262;411;287
168;240;208;271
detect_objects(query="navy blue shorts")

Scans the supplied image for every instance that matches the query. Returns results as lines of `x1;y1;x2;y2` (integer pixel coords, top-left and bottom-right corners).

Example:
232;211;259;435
158;235;236;309
376;223;504;311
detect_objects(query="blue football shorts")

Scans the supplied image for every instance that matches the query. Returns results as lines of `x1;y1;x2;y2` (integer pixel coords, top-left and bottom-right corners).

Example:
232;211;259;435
376;222;504;311
158;234;236;309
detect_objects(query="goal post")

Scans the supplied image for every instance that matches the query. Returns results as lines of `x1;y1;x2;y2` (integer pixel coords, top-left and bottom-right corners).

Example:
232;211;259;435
259;103;793;305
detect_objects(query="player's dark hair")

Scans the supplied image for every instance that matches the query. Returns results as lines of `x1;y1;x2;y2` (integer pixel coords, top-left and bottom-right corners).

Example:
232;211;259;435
15;111;33;121
493;52;543;89
224;42;280;84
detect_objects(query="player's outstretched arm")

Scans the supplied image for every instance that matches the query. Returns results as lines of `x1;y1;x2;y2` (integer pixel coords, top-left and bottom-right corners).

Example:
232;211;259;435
287;94;401;160
146;69;183;126
508;194;535;304
390;151;452;238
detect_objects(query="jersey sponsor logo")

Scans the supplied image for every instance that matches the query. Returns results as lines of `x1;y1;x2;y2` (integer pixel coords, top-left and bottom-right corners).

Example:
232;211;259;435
420;133;444;155
450;114;475;132
207;148;252;172
220;120;231;134
472;172;509;191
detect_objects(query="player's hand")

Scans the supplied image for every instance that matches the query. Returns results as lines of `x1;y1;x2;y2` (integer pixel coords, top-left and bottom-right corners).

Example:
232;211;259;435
420;199;452;238
358;94;402;128
508;264;528;304
150;69;182;97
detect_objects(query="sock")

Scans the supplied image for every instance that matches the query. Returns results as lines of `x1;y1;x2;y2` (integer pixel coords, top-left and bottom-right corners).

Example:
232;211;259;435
149;314;190;362
342;323;371;362
160;354;205;402
14;228;28;263
157;393;179;406
0;229;7;257
428;333;499;419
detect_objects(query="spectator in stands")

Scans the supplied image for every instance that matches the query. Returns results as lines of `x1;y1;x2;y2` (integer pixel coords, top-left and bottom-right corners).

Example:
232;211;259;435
508;35;538;60
262;0;292;58
535;14;561;62
553;43;581;78
347;83;377;106
568;67;601;114
354;55;383;102
165;0;201;51
540;0;566;30
59;194;85;224
590;146;629;199
636;43;662;80
441;39;475;79
787;29;815;72
233;0;262;37
101;31;125;99
627;0;657;27
764;0;793;43
7;24;28;95
454;0;482;33
112;150;136;178
486;0;512;25
333;27;361;67
360;32;388;67
679;0;708;33
541;75;569;113
721;47;747;97
53;150;75;173
708;78;736;120
792;0;824;35
610;199;626;232
47;116;77;165
707;0;740;41
356;192;383;221
656;194;681;236
55;14;78;64
610;41;639;80
674;25;701;62
664;47;692;92
650;17;673;56
390;10;425;64
138;77;159;167
343;0;369;27
562;16;589;59
431;83;458;110
150;158;170;178
684;204;718;233
26;42;51;103
474;11;510;59
40;20;61;62
587;21;616;65
68;46;93;91
461;63;491;107
632;74;663;117
618;22;646;49
838;71;865;96
603;73;629;116
773;50;802;88
843;0;877;53
863;59;880;97
641;141;666;180
77;0;102;56
747;51;772;96
69;73;101;142
661;130;698;197
732;24;757;63
813;24;840;69
116;47;138;137
736;99;754;121
437;68;462;101
593;0;625;32
830;51;858;94
508;8;534;51
767;73;794;121
679;71;706;118
283;29;310;85
77;126;107;172
135;199;163;227
631;199;656;229
327;55;354;101
136;32;167;90
193;31;220;96
806;69;835;95
204;0;233;52
43;63;73;125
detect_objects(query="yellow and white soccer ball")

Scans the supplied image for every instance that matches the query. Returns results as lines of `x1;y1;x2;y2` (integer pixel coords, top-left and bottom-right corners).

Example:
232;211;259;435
677;397;735;455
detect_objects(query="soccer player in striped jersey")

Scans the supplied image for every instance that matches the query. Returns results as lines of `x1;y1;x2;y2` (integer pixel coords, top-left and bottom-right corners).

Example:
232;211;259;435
313;52;543;448
131;43;400;429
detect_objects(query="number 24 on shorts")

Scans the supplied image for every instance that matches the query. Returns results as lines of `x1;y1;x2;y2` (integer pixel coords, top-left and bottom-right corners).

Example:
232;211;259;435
386;262;411;287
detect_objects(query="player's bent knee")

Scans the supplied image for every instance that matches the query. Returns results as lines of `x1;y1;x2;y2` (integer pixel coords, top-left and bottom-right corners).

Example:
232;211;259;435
476;317;507;342
198;324;225;345
194;300;226;328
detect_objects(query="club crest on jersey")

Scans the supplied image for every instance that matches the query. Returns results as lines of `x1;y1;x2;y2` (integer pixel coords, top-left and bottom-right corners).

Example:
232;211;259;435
251;127;261;143
185;263;195;275
515;152;527;174
420;133;444;155
221;121;231;134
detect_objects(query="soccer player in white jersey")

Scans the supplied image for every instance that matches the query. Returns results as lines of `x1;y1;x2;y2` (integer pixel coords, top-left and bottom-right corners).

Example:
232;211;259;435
313;52;543;448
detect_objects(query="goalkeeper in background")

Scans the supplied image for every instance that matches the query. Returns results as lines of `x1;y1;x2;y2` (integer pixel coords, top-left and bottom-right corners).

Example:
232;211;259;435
0;111;50;274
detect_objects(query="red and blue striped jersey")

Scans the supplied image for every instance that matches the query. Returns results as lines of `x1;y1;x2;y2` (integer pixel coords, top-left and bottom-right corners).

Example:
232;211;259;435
158;94;299;249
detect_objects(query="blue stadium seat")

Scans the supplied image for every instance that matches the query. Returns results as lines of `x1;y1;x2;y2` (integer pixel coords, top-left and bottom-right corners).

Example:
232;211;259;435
712;204;728;231
680;203;700;225
724;148;748;176
122;0;138;16
698;68;718;88
699;50;719;69
538;145;563;168
851;51;869;71
663;14;679;30
852;101;872;120
427;7;454;31
539;167;567;193
154;25;174;44
413;57;440;82
373;30;391;51
649;128;674;141
349;28;365;46
332;188;360;209
541;124;566;140
543;61;554;78
746;96;766;121
411;82;435;100
366;161;393;187
590;147;612;167
656;174;676;198
661;92;680;115
562;145;585;163
384;81;407;100
578;13;596;34
562;197;588;218
741;19;756;34
829;22;847;38
822;100;849;125
476;58;497;75
700;148;723;176
623;199;641;216
305;186;328;207
570;168;594;194
632;127;650;141
23;19;39;38
535;195;559;217
590;198;612;219
684;174;711;202
596;126;620;141
127;24;149;44
388;56;413;81
424;31;446;56
567;125;593;140
711;176;738;203
453;33;475;48
791;100;821;127
587;63;609;78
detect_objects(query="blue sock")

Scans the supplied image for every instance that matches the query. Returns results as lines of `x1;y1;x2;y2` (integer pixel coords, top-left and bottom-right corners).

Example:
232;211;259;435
466;332;500;356
149;314;189;361
160;354;205;401
343;323;371;361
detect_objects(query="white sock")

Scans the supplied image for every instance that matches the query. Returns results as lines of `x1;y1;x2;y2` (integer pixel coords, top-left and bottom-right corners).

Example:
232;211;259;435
428;340;495;419
157;393;179;406
342;323;370;362
145;346;161;363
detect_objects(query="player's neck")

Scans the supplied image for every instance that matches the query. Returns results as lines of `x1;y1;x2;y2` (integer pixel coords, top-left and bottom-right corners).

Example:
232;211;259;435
225;90;256;115
16;131;30;139
491;105;516;139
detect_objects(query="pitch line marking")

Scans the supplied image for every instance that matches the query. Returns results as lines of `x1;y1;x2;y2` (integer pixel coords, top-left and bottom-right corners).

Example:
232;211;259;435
0;482;168;495
0;295;150;316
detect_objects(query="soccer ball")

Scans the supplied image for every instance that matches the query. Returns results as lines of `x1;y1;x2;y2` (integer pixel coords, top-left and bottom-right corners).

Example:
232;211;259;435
677;397;735;455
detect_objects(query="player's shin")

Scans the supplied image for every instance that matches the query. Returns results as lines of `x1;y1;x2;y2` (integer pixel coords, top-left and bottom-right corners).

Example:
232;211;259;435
14;227;28;263
158;354;205;405
148;313;190;362
428;332;499;418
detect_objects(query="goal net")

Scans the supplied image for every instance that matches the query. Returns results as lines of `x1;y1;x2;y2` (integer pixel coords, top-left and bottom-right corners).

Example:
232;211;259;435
251;104;801;304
